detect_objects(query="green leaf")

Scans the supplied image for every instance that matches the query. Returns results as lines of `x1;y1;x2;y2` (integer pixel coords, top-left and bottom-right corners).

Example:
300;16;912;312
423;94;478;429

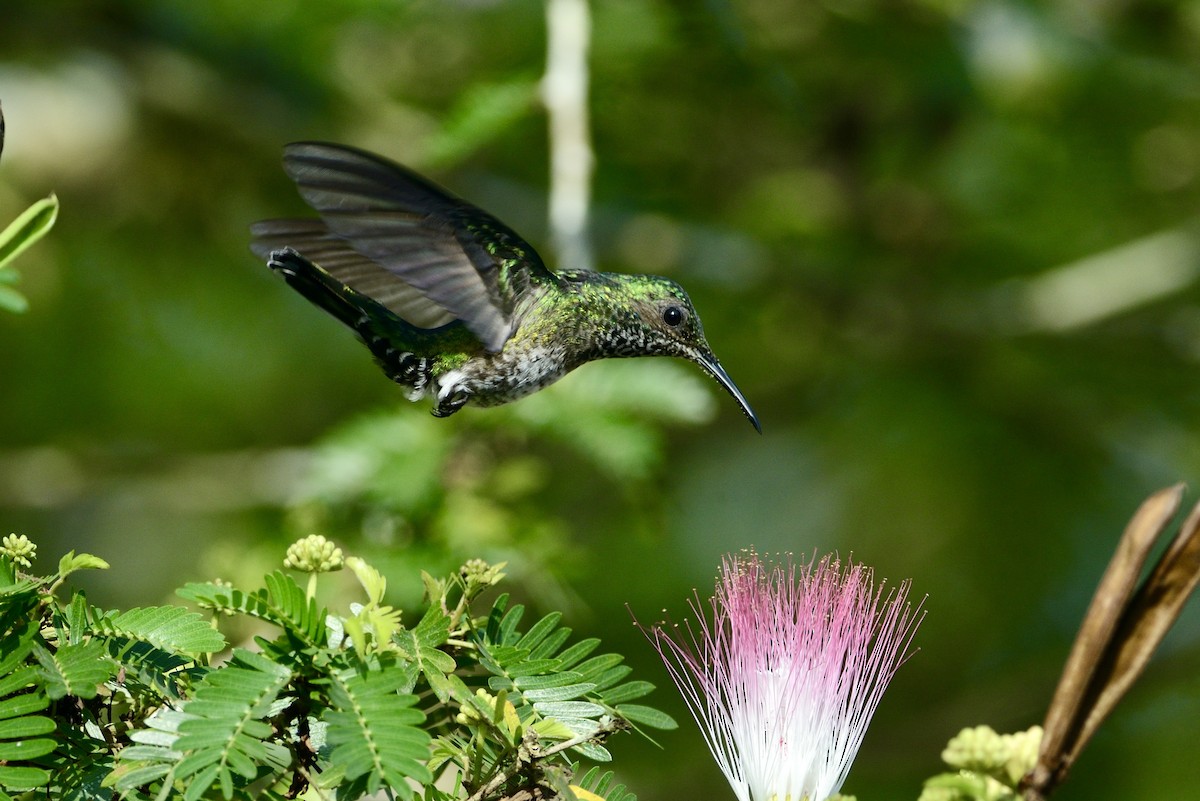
505;658;563;676
0;619;38;678
107;761;172;792
183;764;221;801
592;665;633;691
571;741;612;763
0;572;39;602
347;603;403;652
418;644;456;673
0;194;58;272
57;552;110;578
94;605;225;656
528;626;573;661
516;612;563;651
124;706;188;750
615;704;677;730
0;765;51;790
522;683;597;703
0;693;48;720
64;593;89;646
531;717;575;739
481;644;528;668
532;701;605;719
574;654;625;682
597;680;654;705
424;664;454;704
554;638;601;669
0;665;38;698
0;715;54;738
33;641;112;700
486;600;525;646
346;556;387;605
411;603;452;648
511;671;585;691
551;717;601;739
0;737;55;760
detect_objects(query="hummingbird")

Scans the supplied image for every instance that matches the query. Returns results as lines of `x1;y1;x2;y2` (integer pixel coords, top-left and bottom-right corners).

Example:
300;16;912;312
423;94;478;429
250;142;760;432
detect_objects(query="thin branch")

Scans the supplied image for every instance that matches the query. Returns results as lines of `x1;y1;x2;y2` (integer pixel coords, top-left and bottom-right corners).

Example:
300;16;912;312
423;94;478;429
542;0;594;271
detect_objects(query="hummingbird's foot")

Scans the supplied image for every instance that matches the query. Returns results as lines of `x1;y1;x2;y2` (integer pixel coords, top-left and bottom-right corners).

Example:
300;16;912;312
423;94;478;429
432;388;470;418
392;352;430;386
379;351;432;400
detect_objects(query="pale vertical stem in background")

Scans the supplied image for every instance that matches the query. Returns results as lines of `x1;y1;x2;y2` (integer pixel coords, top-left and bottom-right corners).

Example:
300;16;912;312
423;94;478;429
542;0;595;271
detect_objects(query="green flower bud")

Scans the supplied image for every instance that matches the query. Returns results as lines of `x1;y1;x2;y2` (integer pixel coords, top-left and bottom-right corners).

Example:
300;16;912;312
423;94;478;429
943;725;1006;771
1000;726;1042;785
460;558;506;588
942;724;1043;788
2;533;36;568
284;535;344;573
455;689;495;726
916;786;958;801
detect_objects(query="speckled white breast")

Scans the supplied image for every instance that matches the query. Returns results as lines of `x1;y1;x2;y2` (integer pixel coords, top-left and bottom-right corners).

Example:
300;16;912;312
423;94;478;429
435;344;576;407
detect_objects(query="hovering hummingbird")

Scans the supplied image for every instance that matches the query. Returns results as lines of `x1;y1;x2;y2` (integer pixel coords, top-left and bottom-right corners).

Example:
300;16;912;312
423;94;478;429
251;142;760;432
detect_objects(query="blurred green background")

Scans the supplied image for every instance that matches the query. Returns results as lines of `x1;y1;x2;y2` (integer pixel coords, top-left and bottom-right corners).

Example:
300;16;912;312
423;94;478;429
2;0;1200;798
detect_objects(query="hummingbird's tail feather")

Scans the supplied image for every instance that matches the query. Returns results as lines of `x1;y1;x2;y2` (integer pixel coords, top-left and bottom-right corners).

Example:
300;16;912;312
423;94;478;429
266;248;435;399
252;219;457;330
267;247;369;332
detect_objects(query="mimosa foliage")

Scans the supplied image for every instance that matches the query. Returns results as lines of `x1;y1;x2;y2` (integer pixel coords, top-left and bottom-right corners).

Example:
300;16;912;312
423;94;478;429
0;541;674;801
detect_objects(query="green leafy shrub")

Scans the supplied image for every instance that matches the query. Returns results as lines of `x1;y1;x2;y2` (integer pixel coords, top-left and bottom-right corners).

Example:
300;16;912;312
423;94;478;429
0;535;674;800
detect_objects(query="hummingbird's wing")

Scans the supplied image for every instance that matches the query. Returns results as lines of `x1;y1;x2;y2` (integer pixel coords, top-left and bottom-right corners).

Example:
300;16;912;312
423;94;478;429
272;141;556;353
250;219;455;329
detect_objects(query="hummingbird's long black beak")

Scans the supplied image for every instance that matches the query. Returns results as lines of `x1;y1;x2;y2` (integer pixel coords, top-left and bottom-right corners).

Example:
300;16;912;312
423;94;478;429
694;351;762;434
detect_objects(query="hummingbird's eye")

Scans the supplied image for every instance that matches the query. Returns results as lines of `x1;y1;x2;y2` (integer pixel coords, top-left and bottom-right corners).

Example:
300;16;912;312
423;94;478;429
662;305;685;327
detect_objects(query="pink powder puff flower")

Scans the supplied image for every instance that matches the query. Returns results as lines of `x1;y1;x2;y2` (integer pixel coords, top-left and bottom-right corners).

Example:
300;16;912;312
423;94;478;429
641;551;924;801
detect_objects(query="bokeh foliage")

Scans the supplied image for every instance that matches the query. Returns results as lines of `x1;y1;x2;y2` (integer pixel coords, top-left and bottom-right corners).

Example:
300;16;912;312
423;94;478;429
2;1;1200;799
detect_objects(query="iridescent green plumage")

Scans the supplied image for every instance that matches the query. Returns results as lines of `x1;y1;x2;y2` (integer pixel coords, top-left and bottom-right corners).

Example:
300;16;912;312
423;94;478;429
252;142;759;431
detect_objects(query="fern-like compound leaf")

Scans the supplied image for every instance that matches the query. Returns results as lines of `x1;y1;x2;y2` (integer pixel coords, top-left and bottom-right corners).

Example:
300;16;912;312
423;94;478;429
0;620;53;793
323;656;432;799
472;598;677;762
573;764;638;801
33;642;112;701
177;573;326;647
161;649;292;800
93;606;226;657
102;639;196;700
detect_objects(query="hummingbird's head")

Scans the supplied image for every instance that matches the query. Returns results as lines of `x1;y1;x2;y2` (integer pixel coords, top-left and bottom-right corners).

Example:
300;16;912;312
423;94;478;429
616;276;761;433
